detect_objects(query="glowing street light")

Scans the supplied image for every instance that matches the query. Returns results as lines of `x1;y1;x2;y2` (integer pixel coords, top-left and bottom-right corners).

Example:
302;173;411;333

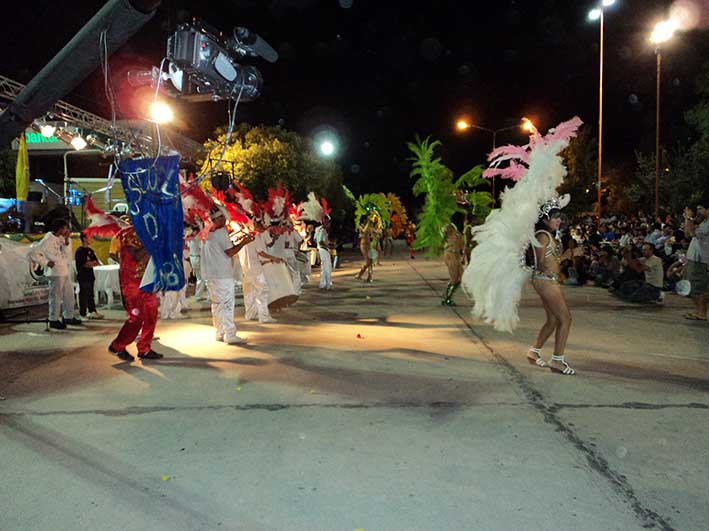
319;140;335;157
454;117;532;204
149;101;174;124
650;18;678;219
587;0;618;225
521;117;536;133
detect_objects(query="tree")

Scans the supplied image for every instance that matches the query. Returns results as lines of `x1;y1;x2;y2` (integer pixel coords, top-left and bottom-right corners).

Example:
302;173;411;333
199;124;346;219
559;128;597;214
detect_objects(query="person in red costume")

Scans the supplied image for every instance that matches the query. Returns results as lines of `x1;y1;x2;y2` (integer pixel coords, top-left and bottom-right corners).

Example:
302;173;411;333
108;226;162;362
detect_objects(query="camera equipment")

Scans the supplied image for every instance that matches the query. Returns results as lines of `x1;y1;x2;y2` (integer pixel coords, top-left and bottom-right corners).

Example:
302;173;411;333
128;19;276;102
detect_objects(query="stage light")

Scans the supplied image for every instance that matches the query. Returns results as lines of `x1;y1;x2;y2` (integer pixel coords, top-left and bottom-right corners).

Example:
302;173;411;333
40;124;56;137
149;101;174;124
71;136;87;150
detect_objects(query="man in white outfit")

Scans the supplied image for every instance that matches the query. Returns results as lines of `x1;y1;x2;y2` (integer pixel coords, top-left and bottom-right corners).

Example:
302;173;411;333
281;223;304;294
238;221;284;323
202;208;252;344
33;219;80;329
187;227;207;300
315;218;333;290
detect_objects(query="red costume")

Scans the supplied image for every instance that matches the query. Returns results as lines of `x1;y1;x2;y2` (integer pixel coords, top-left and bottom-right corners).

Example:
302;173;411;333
109;227;158;355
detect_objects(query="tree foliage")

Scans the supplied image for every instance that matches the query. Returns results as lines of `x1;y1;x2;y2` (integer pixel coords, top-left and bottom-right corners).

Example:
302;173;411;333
199;124;346;220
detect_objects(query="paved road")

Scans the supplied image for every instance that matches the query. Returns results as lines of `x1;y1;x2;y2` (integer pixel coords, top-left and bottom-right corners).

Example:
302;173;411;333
1;251;707;531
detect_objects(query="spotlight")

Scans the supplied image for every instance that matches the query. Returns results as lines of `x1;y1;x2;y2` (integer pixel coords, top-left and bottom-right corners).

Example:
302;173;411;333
40;124;56;137
149;101;174;124
71;136;87;150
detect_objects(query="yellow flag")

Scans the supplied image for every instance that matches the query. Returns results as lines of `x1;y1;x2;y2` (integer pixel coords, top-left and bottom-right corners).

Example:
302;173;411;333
15;133;30;201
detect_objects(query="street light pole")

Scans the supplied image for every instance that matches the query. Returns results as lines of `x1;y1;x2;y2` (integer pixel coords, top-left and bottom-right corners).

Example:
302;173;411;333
655;47;661;220
597;9;604;226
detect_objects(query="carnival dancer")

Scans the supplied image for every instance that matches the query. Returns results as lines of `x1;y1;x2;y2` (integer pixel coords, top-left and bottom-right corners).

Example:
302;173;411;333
356;217;378;282
526;197;576;374
187;226;207;300
404;222;416;259
238;219;284;323
202;206;253;344
441;223;464;305
302;192;333;290
283;208;305;294
32;218;80;329
462;116;582;376
108;225;162;361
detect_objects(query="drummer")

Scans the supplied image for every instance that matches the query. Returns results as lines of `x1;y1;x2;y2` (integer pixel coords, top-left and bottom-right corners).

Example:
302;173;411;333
237;217;284;324
202;206;253;345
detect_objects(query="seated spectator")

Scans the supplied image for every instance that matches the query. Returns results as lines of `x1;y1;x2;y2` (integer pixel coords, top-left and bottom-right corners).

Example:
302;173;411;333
614;243;664;303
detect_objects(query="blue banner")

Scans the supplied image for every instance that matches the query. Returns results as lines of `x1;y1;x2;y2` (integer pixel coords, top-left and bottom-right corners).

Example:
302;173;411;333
119;155;185;292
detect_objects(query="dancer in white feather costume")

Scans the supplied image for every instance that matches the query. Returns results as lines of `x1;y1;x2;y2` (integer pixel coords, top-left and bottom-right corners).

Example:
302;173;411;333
461;117;582;374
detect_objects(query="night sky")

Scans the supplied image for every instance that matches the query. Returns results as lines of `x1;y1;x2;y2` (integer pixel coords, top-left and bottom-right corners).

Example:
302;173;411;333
3;0;709;204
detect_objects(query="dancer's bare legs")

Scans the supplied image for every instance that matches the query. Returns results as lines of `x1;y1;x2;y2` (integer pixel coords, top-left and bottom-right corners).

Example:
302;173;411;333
531;278;573;372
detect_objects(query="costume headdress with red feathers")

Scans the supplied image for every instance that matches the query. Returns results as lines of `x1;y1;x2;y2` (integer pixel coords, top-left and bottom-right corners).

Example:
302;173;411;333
82;197;129;239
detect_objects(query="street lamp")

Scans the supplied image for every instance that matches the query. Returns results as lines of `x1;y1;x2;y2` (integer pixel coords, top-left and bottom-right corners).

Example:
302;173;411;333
588;0;617;224
454;118;531;203
650;18;678;219
320;140;335;157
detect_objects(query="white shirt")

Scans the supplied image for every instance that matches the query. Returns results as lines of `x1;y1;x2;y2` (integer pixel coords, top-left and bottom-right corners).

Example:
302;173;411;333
268;231;286;258
187;237;201;258
314;226;329;249
284;230;303;255
33;232;72;277
238;231;268;279
640;255;664;289
201;228;234;280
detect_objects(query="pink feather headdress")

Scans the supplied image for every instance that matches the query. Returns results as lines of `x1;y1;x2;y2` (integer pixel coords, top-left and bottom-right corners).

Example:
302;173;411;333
483;116;583;182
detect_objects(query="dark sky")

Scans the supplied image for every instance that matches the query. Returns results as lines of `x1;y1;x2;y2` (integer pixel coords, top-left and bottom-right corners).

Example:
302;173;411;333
3;0;708;202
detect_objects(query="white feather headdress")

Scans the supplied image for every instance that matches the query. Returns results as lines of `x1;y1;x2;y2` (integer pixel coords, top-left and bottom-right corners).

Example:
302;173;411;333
301;192;332;224
461;117;582;332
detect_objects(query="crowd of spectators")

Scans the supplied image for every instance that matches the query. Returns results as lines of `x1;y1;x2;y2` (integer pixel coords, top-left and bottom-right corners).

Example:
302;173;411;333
558;206;709;317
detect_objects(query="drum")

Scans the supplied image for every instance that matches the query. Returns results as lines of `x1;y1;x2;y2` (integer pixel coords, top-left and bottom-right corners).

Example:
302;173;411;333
262;262;298;310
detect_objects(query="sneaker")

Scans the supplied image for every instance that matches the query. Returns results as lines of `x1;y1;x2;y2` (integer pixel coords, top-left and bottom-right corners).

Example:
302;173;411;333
225;335;247;345
49;320;67;330
216;335;224;342
259;317;277;324
108;345;134;362
138;350;164;360
88;312;104;320
63;317;82;326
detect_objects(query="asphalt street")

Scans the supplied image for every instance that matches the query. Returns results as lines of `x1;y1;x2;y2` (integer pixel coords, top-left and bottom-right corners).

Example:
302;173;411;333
1;250;707;531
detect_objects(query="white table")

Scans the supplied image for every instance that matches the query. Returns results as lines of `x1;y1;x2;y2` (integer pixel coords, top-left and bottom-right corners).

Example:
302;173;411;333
93;265;121;307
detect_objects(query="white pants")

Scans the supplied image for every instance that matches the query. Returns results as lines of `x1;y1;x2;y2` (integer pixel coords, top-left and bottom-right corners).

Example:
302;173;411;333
242;273;271;322
160;290;183;319
318;248;332;289
48;275;75;321
207;278;237;340
190;255;206;298
283;251;302;294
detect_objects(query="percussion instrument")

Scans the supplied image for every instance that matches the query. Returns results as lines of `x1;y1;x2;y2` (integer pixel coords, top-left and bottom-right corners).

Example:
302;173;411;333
262;262;298;310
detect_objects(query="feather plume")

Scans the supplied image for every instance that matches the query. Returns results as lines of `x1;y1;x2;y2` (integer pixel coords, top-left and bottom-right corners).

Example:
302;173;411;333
461;117;582;332
301;192;328;223
82;196;125;239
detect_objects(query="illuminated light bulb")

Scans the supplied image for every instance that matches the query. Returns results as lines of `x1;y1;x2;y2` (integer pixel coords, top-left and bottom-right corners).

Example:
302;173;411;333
71;136;87;150
40;124;56;137
149;101;174;124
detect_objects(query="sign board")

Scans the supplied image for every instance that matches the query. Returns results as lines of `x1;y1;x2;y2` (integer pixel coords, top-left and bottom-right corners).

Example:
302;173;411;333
11;129;72;151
